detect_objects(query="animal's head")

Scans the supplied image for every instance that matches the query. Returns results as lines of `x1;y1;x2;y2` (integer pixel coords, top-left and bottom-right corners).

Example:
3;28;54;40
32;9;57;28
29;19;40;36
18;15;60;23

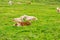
26;16;38;21
32;17;38;20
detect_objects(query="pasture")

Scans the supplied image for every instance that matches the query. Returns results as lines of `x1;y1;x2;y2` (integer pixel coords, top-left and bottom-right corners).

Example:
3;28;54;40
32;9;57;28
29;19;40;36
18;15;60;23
0;0;60;40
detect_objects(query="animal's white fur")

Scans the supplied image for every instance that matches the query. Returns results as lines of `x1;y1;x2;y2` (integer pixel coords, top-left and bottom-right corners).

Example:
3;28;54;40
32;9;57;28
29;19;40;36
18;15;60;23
13;15;27;22
57;7;60;13
13;15;38;26
8;0;13;5
25;16;38;21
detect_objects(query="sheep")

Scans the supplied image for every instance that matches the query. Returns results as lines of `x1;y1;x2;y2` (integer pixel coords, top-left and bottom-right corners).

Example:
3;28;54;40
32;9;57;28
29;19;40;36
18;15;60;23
17;2;22;4
8;0;13;5
13;17;31;26
57;7;60;13
13;15;38;26
13;15;30;26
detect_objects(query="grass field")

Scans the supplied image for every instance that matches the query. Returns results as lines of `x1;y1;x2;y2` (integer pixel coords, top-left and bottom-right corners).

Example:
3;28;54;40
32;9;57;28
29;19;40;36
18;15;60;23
0;0;60;40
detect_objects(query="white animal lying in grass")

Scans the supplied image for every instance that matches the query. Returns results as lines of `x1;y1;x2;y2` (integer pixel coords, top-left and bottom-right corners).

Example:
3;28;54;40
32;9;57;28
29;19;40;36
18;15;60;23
8;0;13;5
57;7;60;13
13;15;38;26
17;2;22;4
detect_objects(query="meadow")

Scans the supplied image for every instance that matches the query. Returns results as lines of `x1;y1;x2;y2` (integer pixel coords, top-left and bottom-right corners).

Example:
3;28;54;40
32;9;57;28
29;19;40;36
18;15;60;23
0;0;60;40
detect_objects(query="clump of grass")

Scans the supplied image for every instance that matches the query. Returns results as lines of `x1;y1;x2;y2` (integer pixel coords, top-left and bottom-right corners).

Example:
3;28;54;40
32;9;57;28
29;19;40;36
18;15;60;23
22;17;27;22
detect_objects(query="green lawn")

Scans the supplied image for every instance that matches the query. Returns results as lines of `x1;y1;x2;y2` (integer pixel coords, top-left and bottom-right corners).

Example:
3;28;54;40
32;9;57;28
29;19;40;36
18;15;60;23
0;1;60;40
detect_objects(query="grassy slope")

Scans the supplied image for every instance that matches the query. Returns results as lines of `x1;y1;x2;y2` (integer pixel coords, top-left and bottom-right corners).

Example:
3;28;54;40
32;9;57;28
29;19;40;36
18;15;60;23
0;0;60;40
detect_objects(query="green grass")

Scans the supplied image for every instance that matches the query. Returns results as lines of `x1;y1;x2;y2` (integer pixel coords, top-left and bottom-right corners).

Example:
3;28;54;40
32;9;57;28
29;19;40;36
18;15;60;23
0;0;60;40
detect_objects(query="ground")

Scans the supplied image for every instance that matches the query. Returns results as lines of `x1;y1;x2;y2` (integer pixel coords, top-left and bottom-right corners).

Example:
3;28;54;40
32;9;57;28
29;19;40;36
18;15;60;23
0;0;60;40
